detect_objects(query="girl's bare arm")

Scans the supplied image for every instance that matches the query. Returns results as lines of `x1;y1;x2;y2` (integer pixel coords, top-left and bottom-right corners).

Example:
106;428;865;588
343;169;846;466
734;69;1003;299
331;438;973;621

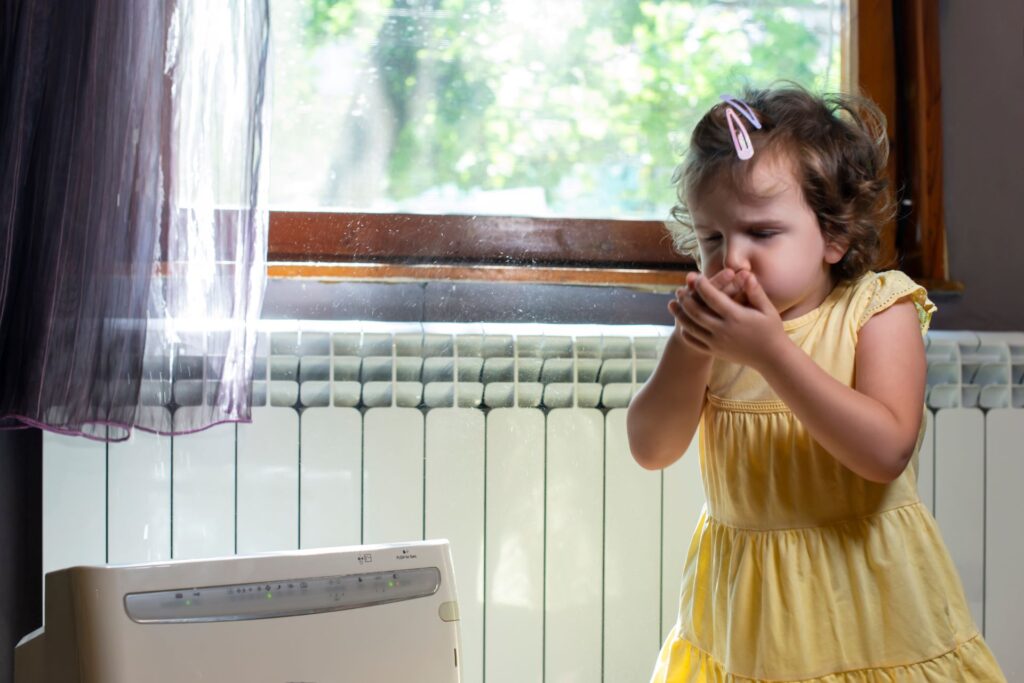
756;301;926;482
627;332;712;470
626;270;740;470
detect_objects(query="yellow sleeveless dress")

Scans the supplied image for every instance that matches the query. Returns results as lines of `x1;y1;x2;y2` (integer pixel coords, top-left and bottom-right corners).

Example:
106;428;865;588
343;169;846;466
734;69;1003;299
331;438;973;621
651;270;1006;682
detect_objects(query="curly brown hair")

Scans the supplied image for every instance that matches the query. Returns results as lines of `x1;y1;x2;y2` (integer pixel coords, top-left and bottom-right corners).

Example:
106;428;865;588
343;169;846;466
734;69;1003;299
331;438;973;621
667;84;894;282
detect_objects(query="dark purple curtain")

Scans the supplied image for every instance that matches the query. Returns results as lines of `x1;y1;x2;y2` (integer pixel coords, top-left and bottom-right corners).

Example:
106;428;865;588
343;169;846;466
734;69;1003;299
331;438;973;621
0;0;269;441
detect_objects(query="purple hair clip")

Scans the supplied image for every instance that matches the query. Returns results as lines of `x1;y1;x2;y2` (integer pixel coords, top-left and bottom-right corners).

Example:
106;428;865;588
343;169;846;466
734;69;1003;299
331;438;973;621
719;94;762;161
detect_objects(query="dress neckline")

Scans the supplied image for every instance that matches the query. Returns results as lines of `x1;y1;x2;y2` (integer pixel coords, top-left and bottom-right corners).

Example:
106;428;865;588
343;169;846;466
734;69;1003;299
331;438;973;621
781;279;852;332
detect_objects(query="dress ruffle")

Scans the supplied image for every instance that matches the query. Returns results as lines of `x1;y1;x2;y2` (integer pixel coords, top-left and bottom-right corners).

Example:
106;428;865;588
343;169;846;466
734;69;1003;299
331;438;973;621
653;632;1004;682
663;506;990;681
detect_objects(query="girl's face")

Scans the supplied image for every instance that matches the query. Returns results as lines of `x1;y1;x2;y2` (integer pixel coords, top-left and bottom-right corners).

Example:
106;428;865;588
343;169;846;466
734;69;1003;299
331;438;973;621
688;153;847;321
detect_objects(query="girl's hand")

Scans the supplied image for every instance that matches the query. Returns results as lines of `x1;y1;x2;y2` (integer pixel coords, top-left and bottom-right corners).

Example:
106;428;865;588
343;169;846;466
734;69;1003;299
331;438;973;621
677;270;787;368
668;269;745;354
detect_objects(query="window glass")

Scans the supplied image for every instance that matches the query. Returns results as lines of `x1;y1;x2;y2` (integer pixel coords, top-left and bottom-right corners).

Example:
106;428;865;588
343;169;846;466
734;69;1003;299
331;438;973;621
269;0;844;219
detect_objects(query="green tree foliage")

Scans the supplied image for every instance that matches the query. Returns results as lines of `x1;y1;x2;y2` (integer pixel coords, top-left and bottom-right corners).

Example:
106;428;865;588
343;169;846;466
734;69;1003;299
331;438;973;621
283;0;840;217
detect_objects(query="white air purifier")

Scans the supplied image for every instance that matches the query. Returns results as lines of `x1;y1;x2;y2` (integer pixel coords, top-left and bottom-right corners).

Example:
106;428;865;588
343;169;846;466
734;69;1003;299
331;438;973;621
15;539;462;683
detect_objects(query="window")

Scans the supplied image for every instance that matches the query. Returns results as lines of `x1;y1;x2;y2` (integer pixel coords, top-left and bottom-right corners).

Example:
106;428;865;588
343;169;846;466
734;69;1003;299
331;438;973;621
270;0;843;218
266;1;947;289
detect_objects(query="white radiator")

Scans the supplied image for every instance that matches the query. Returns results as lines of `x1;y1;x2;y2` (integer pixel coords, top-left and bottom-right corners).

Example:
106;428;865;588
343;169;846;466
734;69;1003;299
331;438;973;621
42;323;1024;682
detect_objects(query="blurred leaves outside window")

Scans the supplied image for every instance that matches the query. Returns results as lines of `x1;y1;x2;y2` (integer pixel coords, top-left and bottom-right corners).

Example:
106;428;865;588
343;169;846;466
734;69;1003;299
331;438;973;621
269;0;844;220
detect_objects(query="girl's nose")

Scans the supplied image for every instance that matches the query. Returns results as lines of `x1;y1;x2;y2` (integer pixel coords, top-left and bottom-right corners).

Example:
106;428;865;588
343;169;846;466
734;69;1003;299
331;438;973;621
723;241;749;271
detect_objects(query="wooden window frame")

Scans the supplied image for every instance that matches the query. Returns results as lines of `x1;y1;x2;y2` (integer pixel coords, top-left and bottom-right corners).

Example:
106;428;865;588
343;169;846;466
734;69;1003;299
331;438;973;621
268;212;689;288
853;0;956;293
269;0;954;293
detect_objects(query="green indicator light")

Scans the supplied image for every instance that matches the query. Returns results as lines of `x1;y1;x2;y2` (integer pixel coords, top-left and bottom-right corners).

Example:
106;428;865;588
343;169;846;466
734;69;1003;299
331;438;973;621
185;599;191;606
266;592;273;599
388;581;394;588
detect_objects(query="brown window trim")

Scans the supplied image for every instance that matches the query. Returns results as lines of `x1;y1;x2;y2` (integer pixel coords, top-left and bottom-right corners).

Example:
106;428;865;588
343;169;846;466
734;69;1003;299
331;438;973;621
268;1;958;295
855;0;959;295
267;212;694;290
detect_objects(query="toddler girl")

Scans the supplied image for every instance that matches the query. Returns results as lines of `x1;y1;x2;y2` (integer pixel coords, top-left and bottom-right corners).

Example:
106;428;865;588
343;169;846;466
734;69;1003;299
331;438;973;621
627;86;1005;682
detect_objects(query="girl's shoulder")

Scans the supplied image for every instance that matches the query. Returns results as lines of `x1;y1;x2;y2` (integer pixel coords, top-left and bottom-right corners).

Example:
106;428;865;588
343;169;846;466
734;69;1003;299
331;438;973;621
841;270;937;337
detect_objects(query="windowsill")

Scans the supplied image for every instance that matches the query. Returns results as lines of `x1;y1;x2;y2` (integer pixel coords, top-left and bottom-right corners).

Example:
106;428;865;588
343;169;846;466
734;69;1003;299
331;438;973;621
267;262;690;293
261;276;678;325
260;269;961;327
266;263;959;297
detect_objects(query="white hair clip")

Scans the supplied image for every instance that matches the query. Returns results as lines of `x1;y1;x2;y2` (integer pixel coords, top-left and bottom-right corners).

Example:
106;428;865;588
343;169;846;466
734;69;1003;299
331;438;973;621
719;94;762;161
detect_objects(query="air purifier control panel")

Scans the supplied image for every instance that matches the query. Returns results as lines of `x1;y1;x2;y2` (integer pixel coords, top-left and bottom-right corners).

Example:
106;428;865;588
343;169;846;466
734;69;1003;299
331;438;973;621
124;565;441;624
